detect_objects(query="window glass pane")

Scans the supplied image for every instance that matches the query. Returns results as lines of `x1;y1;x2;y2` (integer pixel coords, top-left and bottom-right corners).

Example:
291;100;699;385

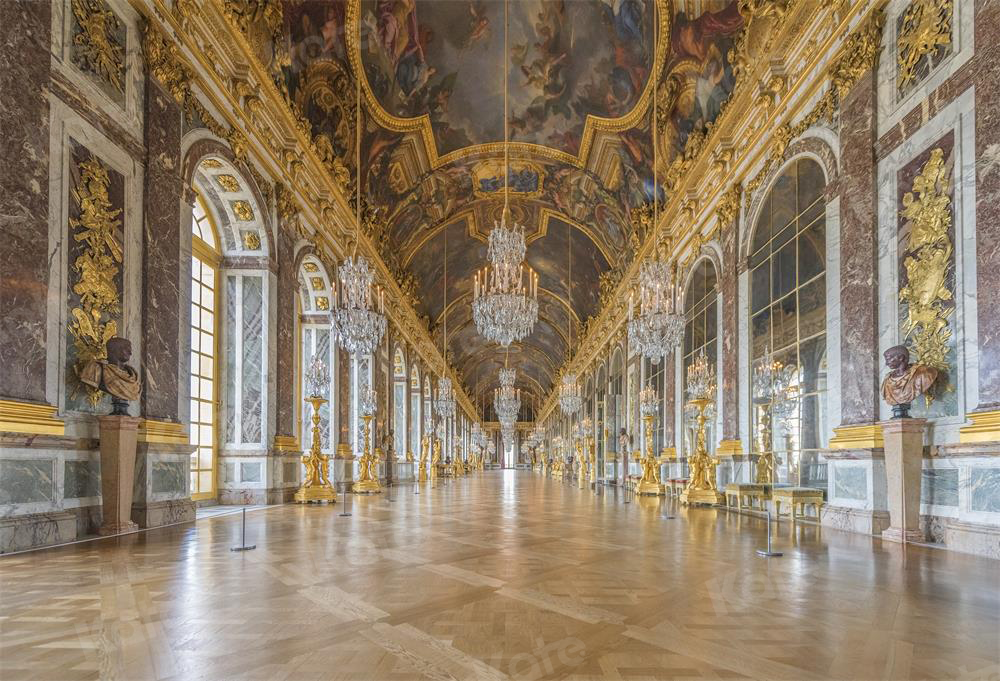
798;217;826;284
771;296;797;352
798;277;826;339
751;309;770;360
770;171;796;233
751;198;770;255
797;158;825;209
200;400;213;424
800;334;827;395
751;264;769;314
773;240;796;299
705;299;717;342
202;287;215;310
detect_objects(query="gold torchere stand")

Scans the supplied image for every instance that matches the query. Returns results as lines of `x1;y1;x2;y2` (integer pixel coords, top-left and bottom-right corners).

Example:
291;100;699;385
755;402;775;484
588;436;597;483
576;440;587;488
354;414;381;494
681;398;723;504
637;414;665;495
294;397;337;503
417;436;429;482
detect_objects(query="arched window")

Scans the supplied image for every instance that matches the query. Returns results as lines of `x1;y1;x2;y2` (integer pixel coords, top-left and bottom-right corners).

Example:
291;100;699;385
392;348;407;459
683;259;718;455
410;365;421;455
749;157;828;487
189;195;220;499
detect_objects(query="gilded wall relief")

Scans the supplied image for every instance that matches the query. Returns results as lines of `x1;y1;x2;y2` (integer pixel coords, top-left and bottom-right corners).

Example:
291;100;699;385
897;138;956;416
896;0;953;96
66;143;125;410
70;0;127;102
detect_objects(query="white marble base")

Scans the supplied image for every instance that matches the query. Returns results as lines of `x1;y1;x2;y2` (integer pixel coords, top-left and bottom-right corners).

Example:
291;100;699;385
820;505;891;535
0;511;77;554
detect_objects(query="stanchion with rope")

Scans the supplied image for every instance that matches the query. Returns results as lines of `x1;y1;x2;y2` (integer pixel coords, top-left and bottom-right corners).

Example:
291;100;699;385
230;508;256;552
339;487;352;517
756;510;783;557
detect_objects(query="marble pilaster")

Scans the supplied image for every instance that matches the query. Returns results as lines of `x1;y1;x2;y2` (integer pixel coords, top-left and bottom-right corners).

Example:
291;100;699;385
141;75;185;421
0;1;51;403
974;0;1000;409
337;347;351;448
838;70;880;425
274;221;296;444
719;217;739;441
663;351;675;449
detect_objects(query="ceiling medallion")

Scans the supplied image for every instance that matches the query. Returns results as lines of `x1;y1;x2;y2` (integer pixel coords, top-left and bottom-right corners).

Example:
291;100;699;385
472;0;538;348
334;68;386;357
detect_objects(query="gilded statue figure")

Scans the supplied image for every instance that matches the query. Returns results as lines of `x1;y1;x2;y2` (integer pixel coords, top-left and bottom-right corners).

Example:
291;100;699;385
79;337;141;415
418;435;429;481
431;437;441;480
881;345;938;418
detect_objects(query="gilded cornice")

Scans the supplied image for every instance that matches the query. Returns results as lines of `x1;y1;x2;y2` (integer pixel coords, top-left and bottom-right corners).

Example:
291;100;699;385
537;0;886;424
133;0;478;420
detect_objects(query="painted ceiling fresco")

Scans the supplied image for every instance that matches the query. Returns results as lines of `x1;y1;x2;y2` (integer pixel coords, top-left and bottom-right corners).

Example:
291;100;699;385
275;0;744;415
358;0;654;156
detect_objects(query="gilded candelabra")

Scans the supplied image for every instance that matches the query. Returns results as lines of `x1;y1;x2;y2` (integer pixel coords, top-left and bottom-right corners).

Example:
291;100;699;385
681;350;722;505
418;435;429;482
294;396;337;503
354;413;381;493
637;413;665;495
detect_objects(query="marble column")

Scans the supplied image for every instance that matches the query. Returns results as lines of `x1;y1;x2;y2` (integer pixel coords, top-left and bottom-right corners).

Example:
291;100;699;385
719;217;740;443
141;74;185;421
0;1;51;403
837;70;880;426
974;0;1000;410
274;221;296;446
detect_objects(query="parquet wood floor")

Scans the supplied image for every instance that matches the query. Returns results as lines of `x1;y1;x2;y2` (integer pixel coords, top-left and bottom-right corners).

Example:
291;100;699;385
1;472;998;680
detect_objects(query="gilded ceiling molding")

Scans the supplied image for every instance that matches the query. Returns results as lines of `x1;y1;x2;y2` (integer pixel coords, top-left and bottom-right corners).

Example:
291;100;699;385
343;0;671;170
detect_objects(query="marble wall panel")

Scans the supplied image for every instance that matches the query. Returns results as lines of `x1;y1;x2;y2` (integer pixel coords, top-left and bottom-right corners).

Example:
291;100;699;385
0;1;51;403
241;276;264;444
921;468;959;508
225;275;238;442
833;465;868;501
223;461;235;484
838;71;880;425
275;223;295;441
969;468;1000;514
64;459;100;499
0;459;56;505
151;460;186;495
283;461;298;486
140;75;185;421
719;218;739;440
974;0;1000;408
240;462;262;483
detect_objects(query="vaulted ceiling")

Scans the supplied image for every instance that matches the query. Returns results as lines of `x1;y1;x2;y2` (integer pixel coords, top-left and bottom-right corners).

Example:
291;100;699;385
279;0;744;418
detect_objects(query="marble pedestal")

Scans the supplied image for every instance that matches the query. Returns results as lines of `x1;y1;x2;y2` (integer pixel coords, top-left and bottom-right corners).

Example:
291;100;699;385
881;418;926;543
98;415;140;535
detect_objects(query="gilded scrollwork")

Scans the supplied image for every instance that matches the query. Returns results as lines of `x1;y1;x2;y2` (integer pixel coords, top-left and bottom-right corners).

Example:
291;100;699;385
896;0;953;92
899;147;953;382
71;0;126;94
69;155;123;406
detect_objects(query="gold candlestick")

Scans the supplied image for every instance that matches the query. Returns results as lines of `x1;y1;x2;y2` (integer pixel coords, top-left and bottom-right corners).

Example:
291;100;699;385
681;398;723;504
354;413;381;494
294;396;337;503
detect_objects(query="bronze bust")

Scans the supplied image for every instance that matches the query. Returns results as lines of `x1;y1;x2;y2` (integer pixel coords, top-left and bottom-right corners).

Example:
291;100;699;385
79;337;142;416
880;345;938;418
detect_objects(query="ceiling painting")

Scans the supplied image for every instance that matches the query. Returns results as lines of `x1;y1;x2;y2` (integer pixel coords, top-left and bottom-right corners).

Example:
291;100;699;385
269;0;745;417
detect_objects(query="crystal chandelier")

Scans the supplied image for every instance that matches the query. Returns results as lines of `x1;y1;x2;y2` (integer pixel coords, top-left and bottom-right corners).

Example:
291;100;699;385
472;0;539;347
493;367;521;422
628;259;683;364
686;348;717;402
359;384;377;417
626;24;681;366
334;69;386;356
581;417;593;438
435;376;456;419
305;355;329;399
559;373;582;415
639;382;659;416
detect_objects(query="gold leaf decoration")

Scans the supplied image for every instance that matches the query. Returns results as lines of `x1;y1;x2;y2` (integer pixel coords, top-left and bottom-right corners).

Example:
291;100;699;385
899;147;953;379
215;174;241;192
231;200;254;221
897;0;952;91
200;159;223;169
309;277;324;291
242;230;262;250
303;262;319;273
69;155;123;406
142;22;190;104
315;296;329;311
71;0;125;94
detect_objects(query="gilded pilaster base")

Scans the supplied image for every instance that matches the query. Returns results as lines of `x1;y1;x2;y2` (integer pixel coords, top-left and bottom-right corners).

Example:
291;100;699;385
293;485;336;503
959;409;1000;443
353;479;381;494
